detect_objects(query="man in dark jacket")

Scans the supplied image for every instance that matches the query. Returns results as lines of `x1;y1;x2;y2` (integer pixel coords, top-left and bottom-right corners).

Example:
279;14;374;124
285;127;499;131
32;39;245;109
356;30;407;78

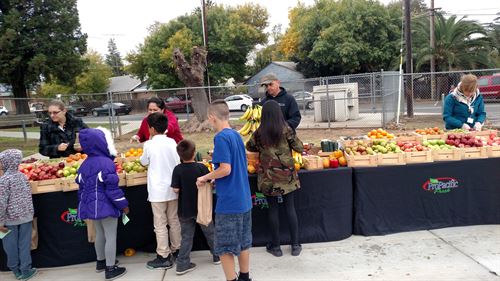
259;73;301;130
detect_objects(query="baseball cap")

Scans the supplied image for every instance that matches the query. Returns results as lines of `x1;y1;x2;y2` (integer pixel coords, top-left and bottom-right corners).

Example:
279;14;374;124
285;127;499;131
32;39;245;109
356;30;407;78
259;73;279;86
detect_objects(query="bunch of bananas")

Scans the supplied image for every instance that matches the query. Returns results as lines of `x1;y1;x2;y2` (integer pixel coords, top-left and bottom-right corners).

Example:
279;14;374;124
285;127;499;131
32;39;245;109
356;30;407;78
292;150;304;170
238;105;262;136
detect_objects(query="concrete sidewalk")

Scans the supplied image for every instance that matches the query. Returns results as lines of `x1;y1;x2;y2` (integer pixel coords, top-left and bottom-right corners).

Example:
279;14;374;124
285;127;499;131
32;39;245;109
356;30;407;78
1;225;498;281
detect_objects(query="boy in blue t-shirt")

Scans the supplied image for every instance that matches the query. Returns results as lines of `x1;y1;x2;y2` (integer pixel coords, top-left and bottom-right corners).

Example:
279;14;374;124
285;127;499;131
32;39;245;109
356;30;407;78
196;100;252;281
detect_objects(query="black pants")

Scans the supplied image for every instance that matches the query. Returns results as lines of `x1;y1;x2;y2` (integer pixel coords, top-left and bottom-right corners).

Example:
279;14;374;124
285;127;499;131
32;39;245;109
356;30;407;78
266;192;299;247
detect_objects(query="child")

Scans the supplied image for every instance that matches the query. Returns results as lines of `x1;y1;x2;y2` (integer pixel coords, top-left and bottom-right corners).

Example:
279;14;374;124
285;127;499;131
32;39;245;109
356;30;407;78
246;100;304;257
171;139;220;275
140;112;181;269
196;100;252;281
77;127;129;281
0;149;37;281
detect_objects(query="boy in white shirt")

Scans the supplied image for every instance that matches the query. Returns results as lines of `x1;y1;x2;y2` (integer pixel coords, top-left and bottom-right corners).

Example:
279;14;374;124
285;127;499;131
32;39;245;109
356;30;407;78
140;112;181;269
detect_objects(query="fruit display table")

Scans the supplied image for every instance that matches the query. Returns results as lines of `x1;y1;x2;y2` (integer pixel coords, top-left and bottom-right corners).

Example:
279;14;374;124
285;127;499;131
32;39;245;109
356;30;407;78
1;168;353;270
353;157;500;236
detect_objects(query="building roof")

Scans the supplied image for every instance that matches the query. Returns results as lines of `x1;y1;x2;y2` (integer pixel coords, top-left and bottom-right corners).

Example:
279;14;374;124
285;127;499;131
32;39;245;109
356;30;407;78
107;75;142;92
271;61;298;72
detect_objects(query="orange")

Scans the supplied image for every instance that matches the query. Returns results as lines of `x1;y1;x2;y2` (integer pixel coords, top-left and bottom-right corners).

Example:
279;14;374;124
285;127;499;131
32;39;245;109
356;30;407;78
66;157;73;163
322;158;330;169
137;148;143;152
294;163;301;171
247;164;256;174
125;152;131;157
124;248;136;257
338;156;347;167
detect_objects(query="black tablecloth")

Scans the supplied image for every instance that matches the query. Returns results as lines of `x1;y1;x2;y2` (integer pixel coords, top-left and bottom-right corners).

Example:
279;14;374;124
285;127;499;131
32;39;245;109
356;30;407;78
1;168;353;270
353;158;500;236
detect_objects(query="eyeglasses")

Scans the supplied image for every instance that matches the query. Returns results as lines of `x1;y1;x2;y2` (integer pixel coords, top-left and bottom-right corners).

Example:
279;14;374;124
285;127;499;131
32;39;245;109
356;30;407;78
48;111;61;116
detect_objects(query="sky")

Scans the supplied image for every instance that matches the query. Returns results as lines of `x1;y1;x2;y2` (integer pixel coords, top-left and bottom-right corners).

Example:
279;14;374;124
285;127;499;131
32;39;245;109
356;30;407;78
77;0;499;59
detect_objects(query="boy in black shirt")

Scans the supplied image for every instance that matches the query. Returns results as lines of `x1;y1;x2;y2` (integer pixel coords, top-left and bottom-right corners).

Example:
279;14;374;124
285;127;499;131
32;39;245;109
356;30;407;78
172;139;220;275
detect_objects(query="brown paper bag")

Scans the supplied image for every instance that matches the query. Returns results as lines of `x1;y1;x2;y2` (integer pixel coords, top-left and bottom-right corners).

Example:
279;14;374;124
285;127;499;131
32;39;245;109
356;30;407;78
196;183;213;226
31;218;38;250
85;219;96;243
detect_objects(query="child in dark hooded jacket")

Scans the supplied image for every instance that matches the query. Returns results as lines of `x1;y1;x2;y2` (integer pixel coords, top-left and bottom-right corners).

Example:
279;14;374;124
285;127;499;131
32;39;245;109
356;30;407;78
0;149;37;280
77;127;129;281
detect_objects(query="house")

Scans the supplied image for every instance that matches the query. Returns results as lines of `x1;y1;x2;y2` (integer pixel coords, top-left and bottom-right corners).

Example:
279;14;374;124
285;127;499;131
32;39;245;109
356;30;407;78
107;75;143;93
245;61;305;98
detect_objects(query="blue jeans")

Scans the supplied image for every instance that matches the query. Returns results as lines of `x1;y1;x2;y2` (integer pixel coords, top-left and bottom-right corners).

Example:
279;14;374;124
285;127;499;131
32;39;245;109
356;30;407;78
2;221;33;275
177;217;216;269
214;210;252;257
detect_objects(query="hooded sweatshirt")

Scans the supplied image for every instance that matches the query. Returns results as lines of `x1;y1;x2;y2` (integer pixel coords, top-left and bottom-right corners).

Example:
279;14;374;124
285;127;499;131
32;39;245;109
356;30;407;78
443;82;486;130
76;127;128;220
0;149;34;226
261;87;301;130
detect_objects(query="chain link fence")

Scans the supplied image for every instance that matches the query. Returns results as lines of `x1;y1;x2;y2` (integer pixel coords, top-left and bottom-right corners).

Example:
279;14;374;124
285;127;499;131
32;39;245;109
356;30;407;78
1;68;499;139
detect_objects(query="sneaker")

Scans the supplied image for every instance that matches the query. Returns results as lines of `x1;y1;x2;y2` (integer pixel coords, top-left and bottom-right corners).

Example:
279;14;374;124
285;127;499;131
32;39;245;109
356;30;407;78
96;259;120;273
14;270;22;280
20;268;38;281
212;255;221;265
266;243;283;257
146;254;173;270
105;265;127;281
291;244;302;256
172;250;179;263
176;262;196;275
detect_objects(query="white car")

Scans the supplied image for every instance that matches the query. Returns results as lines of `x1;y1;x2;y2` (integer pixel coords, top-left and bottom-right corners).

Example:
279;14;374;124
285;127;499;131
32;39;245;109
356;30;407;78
224;94;253;111
0;105;8;116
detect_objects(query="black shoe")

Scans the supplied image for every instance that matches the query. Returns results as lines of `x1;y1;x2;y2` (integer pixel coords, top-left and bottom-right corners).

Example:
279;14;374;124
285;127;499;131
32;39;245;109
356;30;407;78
105;265;127;281
291;244;302;256
266;243;283;257
172;250;179;262
176;262;196;275
96;259;120;273
212;255;221;265
146;254;173;270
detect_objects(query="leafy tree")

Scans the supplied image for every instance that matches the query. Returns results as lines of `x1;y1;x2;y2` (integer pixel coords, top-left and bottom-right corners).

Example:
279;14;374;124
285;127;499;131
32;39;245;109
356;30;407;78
40;50;112;96
413;14;493;71
126;3;268;89
248;25;287;74
278;0;400;77
106;38;125;76
486;17;500;67
0;0;87;113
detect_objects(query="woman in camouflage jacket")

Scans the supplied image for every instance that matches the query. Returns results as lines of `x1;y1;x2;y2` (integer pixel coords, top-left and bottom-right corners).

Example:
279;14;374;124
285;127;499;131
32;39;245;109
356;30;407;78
246;100;304;257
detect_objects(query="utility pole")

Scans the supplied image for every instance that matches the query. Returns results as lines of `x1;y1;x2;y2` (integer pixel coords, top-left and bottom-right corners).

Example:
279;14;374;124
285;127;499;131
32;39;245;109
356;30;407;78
404;0;414;117
430;0;436;100
201;0;211;102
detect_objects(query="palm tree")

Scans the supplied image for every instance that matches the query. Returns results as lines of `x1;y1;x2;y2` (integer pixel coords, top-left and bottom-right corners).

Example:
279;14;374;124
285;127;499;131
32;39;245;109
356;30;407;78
413;14;493;71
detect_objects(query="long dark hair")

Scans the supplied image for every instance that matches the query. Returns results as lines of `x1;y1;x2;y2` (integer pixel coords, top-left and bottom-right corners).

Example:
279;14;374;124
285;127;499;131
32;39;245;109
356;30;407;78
147;97;165;110
256;100;288;147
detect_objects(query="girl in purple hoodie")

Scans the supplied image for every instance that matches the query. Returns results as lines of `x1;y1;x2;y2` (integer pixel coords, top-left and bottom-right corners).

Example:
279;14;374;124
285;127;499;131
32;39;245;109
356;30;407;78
77;127;129;281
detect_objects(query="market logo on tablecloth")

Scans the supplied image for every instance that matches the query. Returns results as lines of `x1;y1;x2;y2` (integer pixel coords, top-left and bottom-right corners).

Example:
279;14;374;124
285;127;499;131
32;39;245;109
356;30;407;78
422;177;460;194
60;208;86;227
252;192;269;209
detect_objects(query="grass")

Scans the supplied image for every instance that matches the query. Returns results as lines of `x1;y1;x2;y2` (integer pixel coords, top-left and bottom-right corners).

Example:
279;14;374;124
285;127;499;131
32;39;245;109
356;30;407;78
0;123;127;133
0;138;39;157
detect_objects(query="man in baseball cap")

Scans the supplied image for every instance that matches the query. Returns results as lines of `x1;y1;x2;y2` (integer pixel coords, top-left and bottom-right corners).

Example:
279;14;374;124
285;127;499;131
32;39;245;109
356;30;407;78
259;73;301;130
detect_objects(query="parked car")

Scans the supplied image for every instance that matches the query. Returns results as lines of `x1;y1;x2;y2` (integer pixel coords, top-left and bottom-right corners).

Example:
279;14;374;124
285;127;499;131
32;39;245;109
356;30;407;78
292;91;314;110
165;96;193;113
224;94;253;111
91;103;132;117
67;104;89;117
0;105;8;116
478;74;500;100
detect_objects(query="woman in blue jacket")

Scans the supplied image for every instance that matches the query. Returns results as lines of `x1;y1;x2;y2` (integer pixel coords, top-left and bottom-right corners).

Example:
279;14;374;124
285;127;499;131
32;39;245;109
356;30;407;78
443;74;486;131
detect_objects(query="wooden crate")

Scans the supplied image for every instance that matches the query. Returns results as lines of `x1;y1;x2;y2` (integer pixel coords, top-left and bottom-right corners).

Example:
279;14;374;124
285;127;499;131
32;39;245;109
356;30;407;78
486;146;500;158
118;173;127;187
419;134;446;142
394;132;423;143
126;172;148;186
61;178;79;192
377;153;406;166
303;156;324;170
404;150;433;163
338;136;369;148
318;151;333;157
460;147;488;159
31;179;63;194
432;149;462;161
345;153;377;167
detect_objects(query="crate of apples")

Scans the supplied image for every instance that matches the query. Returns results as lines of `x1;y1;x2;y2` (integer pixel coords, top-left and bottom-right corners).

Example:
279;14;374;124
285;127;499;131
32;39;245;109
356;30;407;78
415;127;444;135
446;134;485;148
396;141;428;152
23;162;66;181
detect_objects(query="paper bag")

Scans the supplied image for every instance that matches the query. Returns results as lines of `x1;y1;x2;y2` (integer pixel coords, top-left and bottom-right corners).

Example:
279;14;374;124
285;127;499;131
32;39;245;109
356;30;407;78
196;183;213;226
85;219;96;243
31;218;38;250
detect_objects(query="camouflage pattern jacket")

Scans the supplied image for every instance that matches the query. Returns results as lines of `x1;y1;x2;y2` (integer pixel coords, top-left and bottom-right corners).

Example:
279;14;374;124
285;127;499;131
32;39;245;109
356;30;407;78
246;126;304;196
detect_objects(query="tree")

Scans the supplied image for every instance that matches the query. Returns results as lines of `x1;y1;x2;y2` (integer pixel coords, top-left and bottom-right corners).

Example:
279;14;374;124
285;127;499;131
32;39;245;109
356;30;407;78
278;0;400;77
40;50;112;96
248;25;287;74
486;17;500;67
126;3;268;89
0;0;87;113
413;14;493;71
106;38;125;76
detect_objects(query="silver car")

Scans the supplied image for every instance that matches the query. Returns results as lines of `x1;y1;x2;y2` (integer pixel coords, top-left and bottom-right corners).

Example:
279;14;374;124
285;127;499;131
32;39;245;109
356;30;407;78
292;91;314;110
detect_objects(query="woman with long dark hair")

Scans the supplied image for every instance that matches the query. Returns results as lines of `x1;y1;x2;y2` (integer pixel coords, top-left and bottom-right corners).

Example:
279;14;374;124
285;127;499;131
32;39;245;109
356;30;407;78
130;97;183;143
246;100;304;257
